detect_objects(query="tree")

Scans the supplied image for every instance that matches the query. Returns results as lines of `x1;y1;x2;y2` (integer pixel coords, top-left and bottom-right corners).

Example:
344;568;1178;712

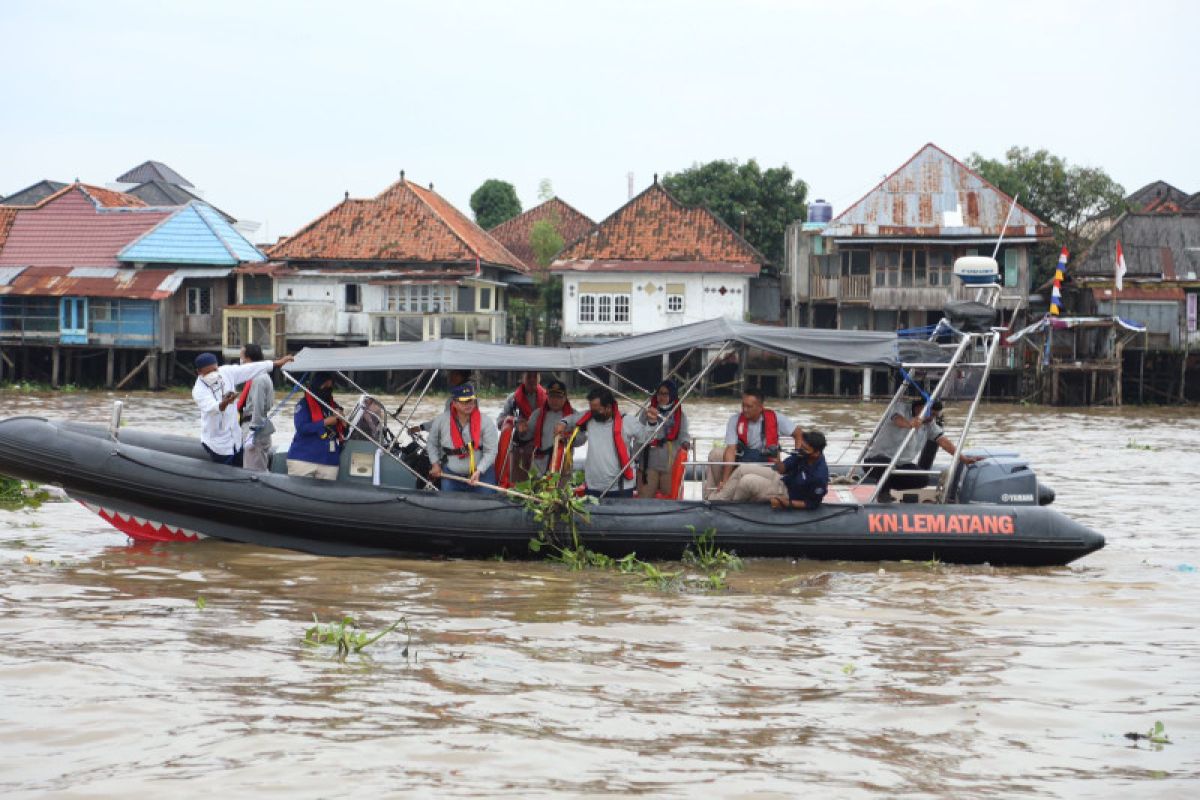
537;178;555;203
529;218;564;269
470;179;522;229
966;147;1126;285
662;159;807;264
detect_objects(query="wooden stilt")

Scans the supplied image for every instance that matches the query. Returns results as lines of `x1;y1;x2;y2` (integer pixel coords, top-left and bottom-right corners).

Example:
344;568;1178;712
147;350;159;390
115;353;152;391
51;346;61;389
105;348;115;388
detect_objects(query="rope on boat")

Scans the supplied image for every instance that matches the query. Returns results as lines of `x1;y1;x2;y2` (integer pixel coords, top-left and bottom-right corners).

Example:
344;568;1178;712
708;502;861;528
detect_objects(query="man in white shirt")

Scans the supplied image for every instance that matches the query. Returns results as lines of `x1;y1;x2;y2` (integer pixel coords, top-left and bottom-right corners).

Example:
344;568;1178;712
192;351;293;467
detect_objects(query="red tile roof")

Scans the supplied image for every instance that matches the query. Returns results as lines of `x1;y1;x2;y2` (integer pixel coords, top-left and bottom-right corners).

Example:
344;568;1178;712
268;178;527;272
0;208;17;251
552;182;764;274
0;266;178;300
488;197;595;270
0;185;171;268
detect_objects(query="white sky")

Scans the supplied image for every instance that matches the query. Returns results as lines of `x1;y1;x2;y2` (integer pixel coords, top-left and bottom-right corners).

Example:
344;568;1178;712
2;0;1195;242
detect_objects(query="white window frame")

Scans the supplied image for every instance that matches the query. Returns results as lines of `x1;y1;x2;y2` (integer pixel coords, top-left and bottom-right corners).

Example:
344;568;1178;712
186;286;212;316
385;284;455;313
578;292;631;324
666;293;684;314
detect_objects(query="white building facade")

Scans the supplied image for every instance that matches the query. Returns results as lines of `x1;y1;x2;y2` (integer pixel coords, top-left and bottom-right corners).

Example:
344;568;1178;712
561;271;751;338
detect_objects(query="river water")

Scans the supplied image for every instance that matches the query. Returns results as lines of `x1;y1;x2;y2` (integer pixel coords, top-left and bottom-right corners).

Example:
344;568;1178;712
0;391;1196;798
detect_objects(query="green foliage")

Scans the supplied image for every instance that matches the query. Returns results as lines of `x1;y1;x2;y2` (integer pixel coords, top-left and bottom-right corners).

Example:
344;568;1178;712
517;470;597;556
1125;439;1155;451
683;525;744;572
662;159;808;265
195;596;207;611
303;614;408;662
1125;720;1172;746
530;219;564;269
537;178;555;203
0;475;49;508
965;147;1126;286
470;179;522;229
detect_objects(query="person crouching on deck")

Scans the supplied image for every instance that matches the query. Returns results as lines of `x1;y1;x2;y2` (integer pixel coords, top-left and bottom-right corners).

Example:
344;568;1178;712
706;388;804;497
427;383;499;493
521;379;584;477
634;379;690;499
192;350;292;467
497;370;544;484
712;430;830;508
286;373;346;480
555;387;645;498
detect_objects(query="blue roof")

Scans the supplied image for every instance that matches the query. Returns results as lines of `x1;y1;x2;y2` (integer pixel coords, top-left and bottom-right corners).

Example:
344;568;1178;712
118;202;265;265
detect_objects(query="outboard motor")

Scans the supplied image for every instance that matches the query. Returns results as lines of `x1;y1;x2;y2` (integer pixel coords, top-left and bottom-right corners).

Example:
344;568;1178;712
953;452;1054;505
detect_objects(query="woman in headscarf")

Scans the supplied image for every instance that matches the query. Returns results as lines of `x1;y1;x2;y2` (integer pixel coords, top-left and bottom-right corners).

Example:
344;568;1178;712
635;379;690;499
286;373;346;480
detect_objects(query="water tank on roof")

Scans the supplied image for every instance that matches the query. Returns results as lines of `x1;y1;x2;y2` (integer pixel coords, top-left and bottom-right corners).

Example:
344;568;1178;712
807;199;832;224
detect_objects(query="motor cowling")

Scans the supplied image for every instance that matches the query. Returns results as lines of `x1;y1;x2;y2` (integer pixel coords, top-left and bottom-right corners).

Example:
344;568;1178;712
955;454;1044;505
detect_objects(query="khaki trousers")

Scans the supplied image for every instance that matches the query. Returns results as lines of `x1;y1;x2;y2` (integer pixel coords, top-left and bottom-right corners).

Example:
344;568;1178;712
287;460;339;481
711;464;786;503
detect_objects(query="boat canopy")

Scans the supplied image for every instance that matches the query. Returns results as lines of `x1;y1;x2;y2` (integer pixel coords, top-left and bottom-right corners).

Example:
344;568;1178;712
285;318;945;374
1006;315;1147;344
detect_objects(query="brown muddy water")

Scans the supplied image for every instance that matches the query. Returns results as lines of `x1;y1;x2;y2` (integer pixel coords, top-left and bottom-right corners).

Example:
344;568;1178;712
0;391;1196;798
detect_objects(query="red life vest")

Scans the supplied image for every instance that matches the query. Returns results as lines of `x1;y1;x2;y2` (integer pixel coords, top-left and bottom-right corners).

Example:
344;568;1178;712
650;405;683;447
513;383;547;418
448;408;482;457
236;379;253;425
305;394;346;440
533;397;573;452
736;409;780;460
576;401;634;481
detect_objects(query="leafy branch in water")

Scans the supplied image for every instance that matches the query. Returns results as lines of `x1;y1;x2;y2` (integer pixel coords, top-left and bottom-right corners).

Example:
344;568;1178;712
1125;720;1172;747
303;614;410;661
515;469;597;557
0;475;49;509
682;526;743;591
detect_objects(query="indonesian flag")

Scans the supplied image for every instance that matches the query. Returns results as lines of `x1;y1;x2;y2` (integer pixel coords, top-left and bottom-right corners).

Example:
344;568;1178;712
1115;240;1127;292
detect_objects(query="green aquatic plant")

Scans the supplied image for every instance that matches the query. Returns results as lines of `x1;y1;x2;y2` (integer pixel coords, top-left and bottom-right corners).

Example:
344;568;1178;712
1125;439;1156;451
195;596;207;611
1125;720;1172;746
516;470;597;557
683;526;743;572
303;614;409;662
0;475;50;509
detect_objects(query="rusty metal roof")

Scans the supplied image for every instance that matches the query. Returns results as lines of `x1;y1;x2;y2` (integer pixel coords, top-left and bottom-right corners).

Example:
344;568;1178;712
824;143;1053;240
0;265;190;300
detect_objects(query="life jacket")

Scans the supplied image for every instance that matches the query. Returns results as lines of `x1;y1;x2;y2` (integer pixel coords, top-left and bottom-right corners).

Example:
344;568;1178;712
576;402;634;481
533;397;573;453
236;379;253;425
649;405;683;447
513;383;547;419
736;409;780;461
305;393;346;441
448;408;483;474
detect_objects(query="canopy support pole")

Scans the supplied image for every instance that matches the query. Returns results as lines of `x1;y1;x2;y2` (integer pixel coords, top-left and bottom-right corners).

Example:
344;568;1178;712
600;364;651;396
868;333;972;503
578;369;641;406
937;331;999;502
597;341;733;499
283;373;437;491
399;369;440;433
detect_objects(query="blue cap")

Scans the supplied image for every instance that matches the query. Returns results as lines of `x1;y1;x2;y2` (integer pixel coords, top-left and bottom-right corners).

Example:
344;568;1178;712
451;382;477;401
194;352;218;369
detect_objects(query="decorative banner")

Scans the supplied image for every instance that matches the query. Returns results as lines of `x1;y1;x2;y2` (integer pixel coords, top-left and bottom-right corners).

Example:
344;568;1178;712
1050;247;1069;316
1116;240;1127;292
1188;293;1197;334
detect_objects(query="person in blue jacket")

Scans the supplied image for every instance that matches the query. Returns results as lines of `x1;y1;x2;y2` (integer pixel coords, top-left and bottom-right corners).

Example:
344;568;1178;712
286;373;346;480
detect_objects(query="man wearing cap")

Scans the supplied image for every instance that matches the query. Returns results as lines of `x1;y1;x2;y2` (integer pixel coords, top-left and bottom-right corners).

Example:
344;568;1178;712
427;383;499;493
237;343;277;472
286;373;346;480
496;371;544;484
519;379;585;477
192;350;292;467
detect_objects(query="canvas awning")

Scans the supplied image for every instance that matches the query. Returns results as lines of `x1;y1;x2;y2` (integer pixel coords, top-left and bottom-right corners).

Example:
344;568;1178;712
286;318;944;374
1006;315;1148;344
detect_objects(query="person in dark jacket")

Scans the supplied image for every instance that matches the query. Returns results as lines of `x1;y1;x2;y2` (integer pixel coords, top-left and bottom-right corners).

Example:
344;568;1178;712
286;373;345;480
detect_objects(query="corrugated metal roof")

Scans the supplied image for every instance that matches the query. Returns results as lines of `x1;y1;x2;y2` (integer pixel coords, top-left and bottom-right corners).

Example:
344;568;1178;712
124;180;237;223
154;267;233;294
0;266;28;286
0;266;176;299
1;180;67;207
118;202;265;265
115;160;194;188
67;267;119;278
1074;213;1200;280
824;143;1053;240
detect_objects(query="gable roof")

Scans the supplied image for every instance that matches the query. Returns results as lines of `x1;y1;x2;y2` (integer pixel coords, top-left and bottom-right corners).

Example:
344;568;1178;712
124;180;237;223
0;185;170;268
825;143;1053;240
116;160;194;188
0;208;18;251
488;197;595;270
118;202;265;265
551;182;765;274
1;180;68;207
268;177;527;273
1124;180;1190;212
1073;213;1200;281
1186;192;1200;211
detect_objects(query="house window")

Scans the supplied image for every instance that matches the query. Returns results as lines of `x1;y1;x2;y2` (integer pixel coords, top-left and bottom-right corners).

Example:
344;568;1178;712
344;283;362;311
840;250;870;276
385;284;455;313
187;286;212;316
875;250;900;288
579;294;595;322
666;293;684;313
577;292;631;324
901;248;927;287
479;287;492;310
929;251;953;287
90;301;113;322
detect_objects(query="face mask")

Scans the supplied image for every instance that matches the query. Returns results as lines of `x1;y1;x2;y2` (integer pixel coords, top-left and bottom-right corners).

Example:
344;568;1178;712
202;372;221;388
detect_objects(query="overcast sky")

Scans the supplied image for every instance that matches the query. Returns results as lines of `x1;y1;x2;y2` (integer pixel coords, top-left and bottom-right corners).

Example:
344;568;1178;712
2;0;1195;242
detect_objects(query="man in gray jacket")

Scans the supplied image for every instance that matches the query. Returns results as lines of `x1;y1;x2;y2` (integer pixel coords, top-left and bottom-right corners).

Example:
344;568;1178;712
238;343;277;471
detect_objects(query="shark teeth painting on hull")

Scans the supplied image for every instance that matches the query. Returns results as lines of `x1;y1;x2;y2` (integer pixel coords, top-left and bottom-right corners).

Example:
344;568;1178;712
76;500;206;543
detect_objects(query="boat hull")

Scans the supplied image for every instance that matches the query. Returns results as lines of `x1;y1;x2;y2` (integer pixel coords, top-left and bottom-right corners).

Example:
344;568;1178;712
0;417;1105;566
